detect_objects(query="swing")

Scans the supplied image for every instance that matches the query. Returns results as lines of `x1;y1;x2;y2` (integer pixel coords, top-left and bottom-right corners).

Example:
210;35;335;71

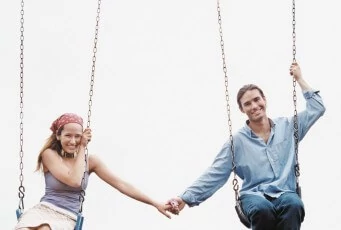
215;0;301;228
15;0;102;229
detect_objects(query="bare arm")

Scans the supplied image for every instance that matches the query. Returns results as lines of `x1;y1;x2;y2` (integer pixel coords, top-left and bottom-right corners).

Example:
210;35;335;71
89;154;172;218
41;148;85;187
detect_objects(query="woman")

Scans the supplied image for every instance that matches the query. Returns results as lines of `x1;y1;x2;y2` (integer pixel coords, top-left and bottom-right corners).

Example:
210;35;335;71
15;113;172;230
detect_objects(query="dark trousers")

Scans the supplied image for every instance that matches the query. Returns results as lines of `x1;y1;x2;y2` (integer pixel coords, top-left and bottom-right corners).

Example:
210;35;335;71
241;192;305;230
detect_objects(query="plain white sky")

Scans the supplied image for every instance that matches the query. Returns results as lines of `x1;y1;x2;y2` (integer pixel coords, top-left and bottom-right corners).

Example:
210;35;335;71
1;0;340;229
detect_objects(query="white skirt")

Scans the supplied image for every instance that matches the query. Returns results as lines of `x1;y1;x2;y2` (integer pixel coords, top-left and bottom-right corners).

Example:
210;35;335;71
15;202;77;230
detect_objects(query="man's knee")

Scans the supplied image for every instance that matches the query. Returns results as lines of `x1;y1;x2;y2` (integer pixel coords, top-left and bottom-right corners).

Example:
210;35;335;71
252;204;276;218
243;196;276;220
281;193;305;212
278;193;305;222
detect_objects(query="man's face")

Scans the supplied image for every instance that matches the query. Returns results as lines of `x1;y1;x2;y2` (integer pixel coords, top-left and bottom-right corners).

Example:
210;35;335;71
239;89;267;122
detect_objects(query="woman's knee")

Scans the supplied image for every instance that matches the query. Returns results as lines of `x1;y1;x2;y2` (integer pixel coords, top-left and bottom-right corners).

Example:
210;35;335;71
37;224;51;230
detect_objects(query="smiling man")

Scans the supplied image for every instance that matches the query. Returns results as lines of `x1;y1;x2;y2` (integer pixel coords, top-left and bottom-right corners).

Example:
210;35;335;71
168;63;326;230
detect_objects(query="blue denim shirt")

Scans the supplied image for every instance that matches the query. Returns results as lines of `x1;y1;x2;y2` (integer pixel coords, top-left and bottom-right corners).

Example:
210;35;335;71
181;90;325;207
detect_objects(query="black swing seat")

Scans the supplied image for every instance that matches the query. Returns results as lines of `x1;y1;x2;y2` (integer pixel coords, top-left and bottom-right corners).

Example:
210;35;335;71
235;186;302;229
235;199;251;228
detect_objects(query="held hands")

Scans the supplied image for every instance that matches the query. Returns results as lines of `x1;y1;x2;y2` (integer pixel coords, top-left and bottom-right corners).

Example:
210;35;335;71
166;197;186;215
154;197;186;219
80;128;92;147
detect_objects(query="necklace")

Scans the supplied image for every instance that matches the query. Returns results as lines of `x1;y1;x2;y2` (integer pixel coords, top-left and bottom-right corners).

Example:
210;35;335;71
61;150;76;158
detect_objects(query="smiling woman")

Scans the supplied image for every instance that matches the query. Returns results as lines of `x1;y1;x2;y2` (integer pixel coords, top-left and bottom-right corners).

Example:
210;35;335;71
12;0;177;227
15;113;92;230
13;0;100;227
14;113;174;230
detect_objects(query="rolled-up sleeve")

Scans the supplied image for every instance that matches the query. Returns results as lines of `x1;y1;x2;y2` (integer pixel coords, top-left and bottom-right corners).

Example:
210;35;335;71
298;90;326;140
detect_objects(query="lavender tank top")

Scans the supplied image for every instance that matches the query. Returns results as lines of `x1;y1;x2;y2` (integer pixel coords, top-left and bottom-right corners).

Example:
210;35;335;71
40;171;89;215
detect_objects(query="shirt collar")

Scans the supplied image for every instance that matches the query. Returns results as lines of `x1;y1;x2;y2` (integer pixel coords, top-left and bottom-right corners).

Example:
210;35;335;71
243;118;276;136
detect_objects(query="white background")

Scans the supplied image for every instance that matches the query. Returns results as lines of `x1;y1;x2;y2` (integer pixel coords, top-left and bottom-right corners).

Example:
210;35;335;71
1;0;340;229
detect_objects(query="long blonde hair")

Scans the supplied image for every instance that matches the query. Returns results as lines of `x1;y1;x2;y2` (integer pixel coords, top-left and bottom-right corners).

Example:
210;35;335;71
35;128;63;172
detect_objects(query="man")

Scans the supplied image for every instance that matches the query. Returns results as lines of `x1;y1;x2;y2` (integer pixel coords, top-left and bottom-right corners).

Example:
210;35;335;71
168;63;325;230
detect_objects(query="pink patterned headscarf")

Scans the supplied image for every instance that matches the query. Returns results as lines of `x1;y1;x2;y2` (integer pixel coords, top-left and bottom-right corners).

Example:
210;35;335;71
50;113;83;134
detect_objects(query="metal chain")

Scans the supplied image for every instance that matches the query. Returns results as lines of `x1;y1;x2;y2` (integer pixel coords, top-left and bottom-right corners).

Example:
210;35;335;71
292;0;301;197
18;0;26;212
292;0;297;63
216;0;239;202
78;0;102;213
292;0;300;183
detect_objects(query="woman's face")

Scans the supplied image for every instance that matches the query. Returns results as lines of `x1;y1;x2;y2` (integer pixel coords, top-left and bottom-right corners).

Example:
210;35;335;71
58;123;83;154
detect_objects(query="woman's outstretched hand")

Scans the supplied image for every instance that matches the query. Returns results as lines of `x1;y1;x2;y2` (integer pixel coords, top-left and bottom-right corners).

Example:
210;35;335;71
154;202;173;219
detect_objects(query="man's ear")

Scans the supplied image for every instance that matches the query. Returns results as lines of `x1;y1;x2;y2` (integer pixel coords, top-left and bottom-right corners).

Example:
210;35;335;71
239;106;245;113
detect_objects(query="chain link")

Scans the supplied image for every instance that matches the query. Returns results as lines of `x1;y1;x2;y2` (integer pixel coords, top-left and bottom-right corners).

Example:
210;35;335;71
216;0;240;201
87;0;101;130
18;0;26;212
78;0;102;213
292;0;300;184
